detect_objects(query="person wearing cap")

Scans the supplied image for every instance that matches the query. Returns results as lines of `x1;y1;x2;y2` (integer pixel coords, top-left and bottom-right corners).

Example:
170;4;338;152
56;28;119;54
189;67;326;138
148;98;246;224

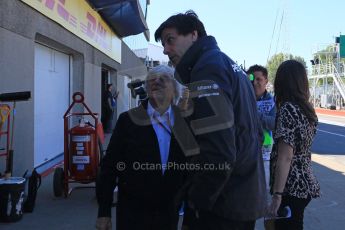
96;65;187;230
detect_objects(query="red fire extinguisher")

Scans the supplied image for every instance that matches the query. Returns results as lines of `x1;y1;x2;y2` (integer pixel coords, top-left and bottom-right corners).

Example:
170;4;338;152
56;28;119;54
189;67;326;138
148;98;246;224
53;92;101;197
69;118;99;180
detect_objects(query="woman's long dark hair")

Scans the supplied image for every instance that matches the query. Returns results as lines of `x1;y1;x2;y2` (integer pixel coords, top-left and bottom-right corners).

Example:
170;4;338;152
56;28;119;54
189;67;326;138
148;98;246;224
274;60;317;124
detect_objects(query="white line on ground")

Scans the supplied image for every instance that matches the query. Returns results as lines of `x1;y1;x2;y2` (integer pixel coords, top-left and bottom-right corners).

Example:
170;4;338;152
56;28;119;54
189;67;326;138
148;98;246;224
317;129;345;138
318;117;345;127
317;113;345;119
312;154;345;175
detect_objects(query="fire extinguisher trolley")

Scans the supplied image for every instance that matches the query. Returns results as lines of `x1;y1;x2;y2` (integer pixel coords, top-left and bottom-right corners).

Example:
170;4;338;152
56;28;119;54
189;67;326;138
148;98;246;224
0;104;11;171
54;92;101;197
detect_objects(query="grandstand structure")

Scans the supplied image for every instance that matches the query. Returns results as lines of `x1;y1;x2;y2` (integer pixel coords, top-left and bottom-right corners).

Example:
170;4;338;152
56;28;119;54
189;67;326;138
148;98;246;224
309;41;345;110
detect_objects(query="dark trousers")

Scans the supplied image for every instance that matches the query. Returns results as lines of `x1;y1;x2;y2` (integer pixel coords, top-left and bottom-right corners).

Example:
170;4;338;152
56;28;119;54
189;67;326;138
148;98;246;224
117;208;179;230
101;110;113;133
185;209;255;230
275;195;311;230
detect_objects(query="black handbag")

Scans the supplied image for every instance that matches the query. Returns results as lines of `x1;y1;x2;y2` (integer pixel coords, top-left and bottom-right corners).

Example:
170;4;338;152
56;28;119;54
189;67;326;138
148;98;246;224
22;169;41;213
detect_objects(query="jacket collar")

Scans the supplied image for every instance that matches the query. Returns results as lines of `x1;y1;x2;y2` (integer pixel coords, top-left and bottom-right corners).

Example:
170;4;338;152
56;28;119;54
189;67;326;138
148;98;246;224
147;100;173;120
127;99;178;127
257;90;274;101
175;36;219;84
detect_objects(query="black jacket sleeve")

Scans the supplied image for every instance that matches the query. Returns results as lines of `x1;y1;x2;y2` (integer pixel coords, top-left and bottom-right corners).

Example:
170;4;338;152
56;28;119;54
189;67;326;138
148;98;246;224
96;113;126;217
187;63;236;211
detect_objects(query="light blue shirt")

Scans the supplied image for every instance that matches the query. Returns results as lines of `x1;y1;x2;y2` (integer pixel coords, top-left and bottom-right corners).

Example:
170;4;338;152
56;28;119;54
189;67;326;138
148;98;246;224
147;102;175;174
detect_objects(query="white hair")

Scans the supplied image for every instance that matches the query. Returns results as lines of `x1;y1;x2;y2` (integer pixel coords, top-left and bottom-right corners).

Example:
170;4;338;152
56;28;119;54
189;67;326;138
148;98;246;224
147;65;175;79
145;65;186;104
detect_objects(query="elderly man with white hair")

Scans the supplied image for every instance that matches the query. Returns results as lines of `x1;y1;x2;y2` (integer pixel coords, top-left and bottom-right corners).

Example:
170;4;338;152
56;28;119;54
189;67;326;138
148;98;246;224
96;65;188;230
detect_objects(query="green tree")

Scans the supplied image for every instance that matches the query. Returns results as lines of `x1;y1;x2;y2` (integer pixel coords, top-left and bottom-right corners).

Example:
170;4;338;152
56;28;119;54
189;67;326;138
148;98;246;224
266;53;306;83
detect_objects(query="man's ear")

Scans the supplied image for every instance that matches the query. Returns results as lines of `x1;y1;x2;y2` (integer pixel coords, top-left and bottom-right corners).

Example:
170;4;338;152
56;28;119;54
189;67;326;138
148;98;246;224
191;30;198;42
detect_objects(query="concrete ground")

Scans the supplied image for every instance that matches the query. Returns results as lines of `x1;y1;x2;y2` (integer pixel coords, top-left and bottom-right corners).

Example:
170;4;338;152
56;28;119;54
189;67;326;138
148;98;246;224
1;109;344;229
0;174;102;230
4;157;341;230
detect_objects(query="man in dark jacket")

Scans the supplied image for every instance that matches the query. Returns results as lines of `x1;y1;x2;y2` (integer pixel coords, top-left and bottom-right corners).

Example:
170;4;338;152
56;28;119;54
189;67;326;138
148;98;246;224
247;64;276;190
96;65;186;230
246;65;275;131
155;11;267;230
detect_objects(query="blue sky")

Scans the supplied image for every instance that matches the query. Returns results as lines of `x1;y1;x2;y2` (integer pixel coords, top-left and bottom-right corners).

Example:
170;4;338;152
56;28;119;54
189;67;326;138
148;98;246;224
147;0;345;70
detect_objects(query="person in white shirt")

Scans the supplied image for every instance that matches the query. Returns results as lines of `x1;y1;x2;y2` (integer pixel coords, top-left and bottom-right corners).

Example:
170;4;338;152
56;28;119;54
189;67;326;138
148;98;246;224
96;65;189;230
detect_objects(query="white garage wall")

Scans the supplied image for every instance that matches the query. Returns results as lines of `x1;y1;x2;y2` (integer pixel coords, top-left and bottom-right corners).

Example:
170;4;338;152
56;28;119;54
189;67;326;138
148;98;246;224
34;44;70;167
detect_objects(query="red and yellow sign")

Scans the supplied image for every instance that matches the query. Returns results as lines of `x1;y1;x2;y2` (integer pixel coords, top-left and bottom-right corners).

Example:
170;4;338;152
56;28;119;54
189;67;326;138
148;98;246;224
21;0;121;62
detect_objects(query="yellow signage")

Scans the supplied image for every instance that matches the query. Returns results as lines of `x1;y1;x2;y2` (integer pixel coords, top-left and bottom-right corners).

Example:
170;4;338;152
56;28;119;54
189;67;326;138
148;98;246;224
21;0;121;63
